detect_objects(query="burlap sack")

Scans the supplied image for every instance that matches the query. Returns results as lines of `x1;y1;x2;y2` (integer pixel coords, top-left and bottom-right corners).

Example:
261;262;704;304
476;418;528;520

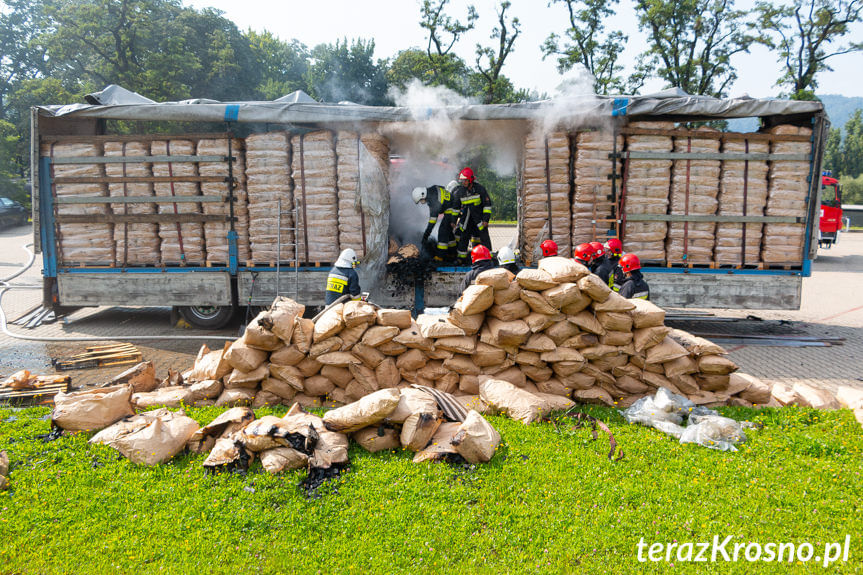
393;322;434;351
412;422;461;462
542;283;581;309
339;323;369;350
189;379;223;401
375;358;400;388
633;326;671;352
629;299;666;328
596;312;633;332
600;331;633;346
578;344;620;361
225;365;269;389
214;387;256;407
426;347;454;360
535;392;576;411
270;345;306;366
349;363;380;392
435;335;477;354
571;387;614;406
577;275;612;302
456;395;491;414
419;314;468;339
522;363;553;383
488;300;531;322
540;347;586;365
560;290;593;314
479;377;546;424
309;337;343;358
314;303;345;342
396;348;427;371
203;437;254;470
401;411;443;451
515;351;544;368
646;337;689;364
520;290;558;315
269;364;305;391
53;385;135;432
521;333;556;353
386;388;440;423
261;297;306;343
321;365;353;388
317;352;363;367
492;366;527;388
592;292;635;312
309;429;350;469
535;377;571;396
516;268;558;290
472;342;507;367
225;335;269;372
486;318;530;346
353;426;401;452
459;374;480;394
734;373;771;404
190;343;232;382
261;377;299;400
351;342;386;368
323;388;400;433
305;375;336;396
538;257;589;283
259;447;309;473
454;284;495;315
697;355;738;375
298;356;324;378
696;374;731;392
91;408;199;466
450;410;501;463
376;308;412;329
544;320;580;345
240;415;300;452
557;371;595;390
447;309;483;336
292;317;315;353
377;340;408;356
669;373;699;395
663;355;698;378
525;311;561;333
568;311;606;335
343;300;377;328
245;311;282;351
494;282;523;305
475;268;514;290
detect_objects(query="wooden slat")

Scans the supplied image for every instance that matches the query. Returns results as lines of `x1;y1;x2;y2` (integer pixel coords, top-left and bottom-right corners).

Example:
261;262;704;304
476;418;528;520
56;213;234;224
619;151;809;162
50;155;224;164
41;133;235;144
0;380;71;406
626;214;802;224
620;127;812;142
53;175;230;184
55;195;226;205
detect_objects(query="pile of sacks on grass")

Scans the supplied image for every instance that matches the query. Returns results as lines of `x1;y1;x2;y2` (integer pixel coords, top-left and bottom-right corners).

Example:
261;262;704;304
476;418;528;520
51;382;502;471
139;256;772;419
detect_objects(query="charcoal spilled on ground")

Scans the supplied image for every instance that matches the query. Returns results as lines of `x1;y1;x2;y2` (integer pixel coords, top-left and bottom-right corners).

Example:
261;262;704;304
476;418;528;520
300;463;349;499
284;425;319;456
36;423;64;443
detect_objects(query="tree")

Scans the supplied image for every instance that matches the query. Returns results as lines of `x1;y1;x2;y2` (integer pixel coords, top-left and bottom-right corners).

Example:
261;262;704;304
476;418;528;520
305;39;389;105
386;48;471;95
246;31;309;100
842;109;863;177
473;1;521;104
0;0;52;118
0;119;28;205
419;0;478;87
632;0;756;97
754;0;863;99
542;0;627;95
823;126;842;174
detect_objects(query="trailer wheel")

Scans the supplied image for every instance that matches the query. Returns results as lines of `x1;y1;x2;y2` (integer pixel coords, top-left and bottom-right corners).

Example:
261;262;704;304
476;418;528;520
176;305;236;329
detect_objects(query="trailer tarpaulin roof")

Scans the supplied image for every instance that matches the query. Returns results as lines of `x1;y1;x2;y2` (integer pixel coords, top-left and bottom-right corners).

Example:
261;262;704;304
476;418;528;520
36;84;824;125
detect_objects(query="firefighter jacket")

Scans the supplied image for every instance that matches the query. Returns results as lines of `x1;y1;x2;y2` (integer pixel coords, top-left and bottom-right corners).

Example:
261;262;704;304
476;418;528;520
423;185;458;240
618;270;650;300
459;259;495;293
325;265;361;305
454;182;492;231
595;255;619;287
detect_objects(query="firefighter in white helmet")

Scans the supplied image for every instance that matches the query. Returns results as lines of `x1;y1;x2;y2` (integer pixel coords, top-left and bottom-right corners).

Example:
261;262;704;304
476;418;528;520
496;245;520;275
412;181;459;261
325;248;362;305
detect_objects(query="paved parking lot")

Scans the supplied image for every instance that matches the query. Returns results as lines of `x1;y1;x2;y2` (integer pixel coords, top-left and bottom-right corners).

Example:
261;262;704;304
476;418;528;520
1;223;861;396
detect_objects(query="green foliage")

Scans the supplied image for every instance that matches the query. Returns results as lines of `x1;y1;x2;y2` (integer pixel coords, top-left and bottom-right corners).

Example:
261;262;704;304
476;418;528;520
754;0;863;96
246;32;309;100
840;174;863;203
0;404;860;573
420;0;478;87
824;110;863;178
633;0;757;97
473;1;521;104
386;49;472;96
542;0;628;95
305;39;390;105
823;127;842;175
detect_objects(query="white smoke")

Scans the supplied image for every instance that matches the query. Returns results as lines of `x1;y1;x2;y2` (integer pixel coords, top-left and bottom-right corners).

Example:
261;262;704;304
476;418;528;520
533;66;609;138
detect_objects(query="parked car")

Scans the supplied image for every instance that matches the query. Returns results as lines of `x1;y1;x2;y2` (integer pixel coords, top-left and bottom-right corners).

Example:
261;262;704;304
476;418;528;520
0;197;29;227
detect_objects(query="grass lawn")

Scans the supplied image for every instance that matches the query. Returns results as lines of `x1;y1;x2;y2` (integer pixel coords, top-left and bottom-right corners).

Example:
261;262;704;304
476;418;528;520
0;404;860;574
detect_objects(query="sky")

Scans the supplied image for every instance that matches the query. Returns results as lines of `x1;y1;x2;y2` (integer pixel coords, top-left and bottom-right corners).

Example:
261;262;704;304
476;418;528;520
185;0;863;100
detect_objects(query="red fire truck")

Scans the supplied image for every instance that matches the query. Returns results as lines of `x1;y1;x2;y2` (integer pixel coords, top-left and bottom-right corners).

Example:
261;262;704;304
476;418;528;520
818;173;844;248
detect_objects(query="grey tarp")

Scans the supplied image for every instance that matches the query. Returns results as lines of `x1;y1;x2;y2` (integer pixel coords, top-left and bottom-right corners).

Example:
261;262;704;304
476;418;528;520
37;87;824;126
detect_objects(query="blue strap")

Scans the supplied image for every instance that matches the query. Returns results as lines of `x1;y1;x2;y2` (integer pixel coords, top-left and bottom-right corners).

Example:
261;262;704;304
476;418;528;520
224;105;240;122
612;98;628;117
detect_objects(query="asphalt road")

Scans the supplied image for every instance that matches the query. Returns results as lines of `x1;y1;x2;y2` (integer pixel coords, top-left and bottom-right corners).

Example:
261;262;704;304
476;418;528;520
1;223;861;395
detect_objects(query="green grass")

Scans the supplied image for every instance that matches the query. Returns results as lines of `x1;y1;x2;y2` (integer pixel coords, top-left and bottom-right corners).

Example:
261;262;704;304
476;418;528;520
0;404;860;574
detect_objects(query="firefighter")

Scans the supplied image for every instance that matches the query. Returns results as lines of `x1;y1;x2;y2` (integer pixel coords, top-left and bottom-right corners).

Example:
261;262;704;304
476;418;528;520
453;167;492;264
459;245;495;292
573;243;595;268
595;238;623;289
589;241;606;273
412;181;459;262
618;253;650;300
496;245;520;274
540;239;558;258
325;248;362;305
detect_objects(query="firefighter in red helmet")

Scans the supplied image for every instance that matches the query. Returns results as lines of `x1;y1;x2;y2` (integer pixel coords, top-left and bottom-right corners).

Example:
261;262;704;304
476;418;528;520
459;244;495;292
540;239;558;258
618;253;650;300
453;167;493;265
573;243;595;267
596;238;623;289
